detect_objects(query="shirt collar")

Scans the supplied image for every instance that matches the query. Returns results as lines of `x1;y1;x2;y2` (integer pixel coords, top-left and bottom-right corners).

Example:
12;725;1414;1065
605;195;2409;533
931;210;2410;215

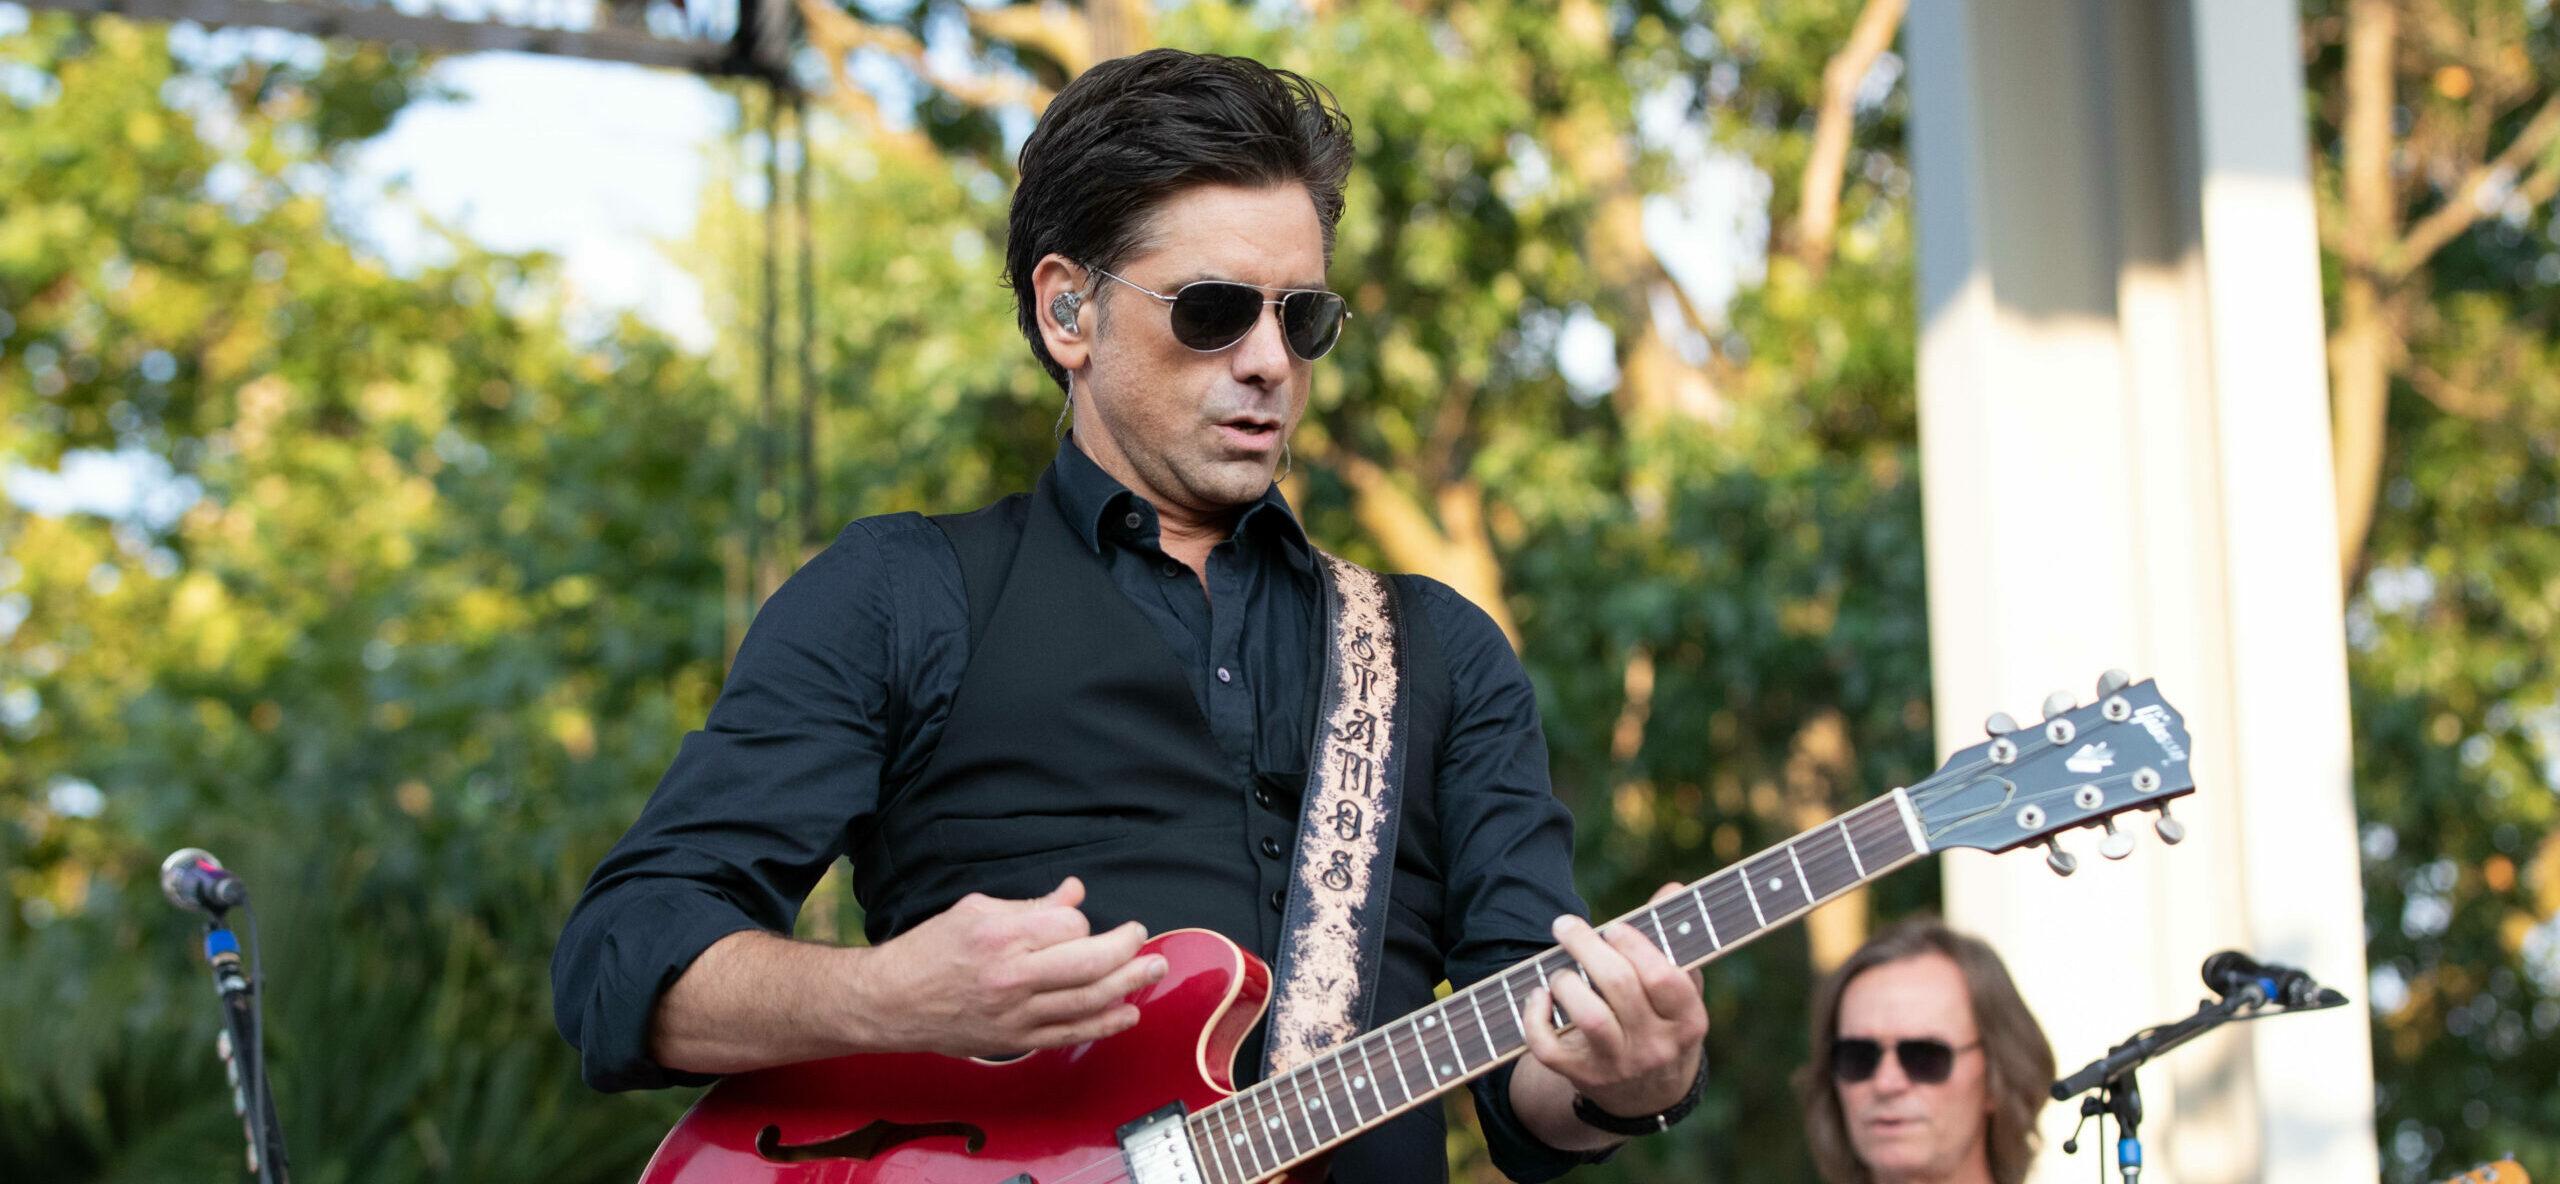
1051;434;1313;567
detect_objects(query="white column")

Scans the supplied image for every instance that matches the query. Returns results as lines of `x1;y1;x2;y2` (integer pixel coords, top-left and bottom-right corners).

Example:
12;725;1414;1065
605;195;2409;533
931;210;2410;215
1905;1;2378;1181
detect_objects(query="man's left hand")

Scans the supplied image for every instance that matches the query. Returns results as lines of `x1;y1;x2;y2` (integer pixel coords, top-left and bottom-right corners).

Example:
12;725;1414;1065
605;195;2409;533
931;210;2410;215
1519;882;1708;1123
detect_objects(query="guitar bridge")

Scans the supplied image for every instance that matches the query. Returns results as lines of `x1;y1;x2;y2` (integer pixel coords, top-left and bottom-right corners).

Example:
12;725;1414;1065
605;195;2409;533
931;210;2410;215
1116;1103;1207;1184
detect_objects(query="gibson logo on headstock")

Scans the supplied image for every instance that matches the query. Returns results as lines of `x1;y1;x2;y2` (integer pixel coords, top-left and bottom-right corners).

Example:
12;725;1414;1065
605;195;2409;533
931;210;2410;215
2133;703;2188;763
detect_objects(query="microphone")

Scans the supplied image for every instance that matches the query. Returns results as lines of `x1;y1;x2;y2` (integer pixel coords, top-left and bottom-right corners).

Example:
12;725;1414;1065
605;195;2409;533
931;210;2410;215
2200;950;2342;1009
160;848;247;914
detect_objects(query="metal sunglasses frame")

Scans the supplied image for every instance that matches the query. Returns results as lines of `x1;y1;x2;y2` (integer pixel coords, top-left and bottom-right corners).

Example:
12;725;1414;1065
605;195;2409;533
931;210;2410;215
1087;266;1353;360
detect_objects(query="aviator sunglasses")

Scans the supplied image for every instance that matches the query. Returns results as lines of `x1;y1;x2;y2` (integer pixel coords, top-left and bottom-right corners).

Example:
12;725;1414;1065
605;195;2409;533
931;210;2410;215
1830;1037;1980;1085
1089;266;1351;361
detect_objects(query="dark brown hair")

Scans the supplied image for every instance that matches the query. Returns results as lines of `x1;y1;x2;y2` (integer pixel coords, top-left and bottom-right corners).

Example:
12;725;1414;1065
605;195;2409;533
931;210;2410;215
1004;48;1355;391
1793;918;2055;1184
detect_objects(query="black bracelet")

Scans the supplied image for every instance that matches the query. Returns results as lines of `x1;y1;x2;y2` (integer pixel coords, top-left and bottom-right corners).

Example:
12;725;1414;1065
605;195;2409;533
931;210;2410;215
1570;1052;1707;1137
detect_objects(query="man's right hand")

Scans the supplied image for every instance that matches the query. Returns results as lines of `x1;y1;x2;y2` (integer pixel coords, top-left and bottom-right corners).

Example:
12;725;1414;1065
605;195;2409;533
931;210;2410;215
849;876;1165;1058
646;876;1165;1076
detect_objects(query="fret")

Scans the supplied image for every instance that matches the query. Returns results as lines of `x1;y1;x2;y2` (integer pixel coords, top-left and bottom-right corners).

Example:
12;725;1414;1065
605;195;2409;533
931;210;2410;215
1690;886;1722;948
1421;1010;1461;1080
1786;841;1813;899
1800;826;1863;899
1281;1071;1321;1150
1467;990;1495;1062
1649;910;1676;963
1739;869;1769;927
1704;878;1757;946
1412;1017;1442;1087
1838;817;1867;877
1308;1062;1343;1141
1208;1111;1245;1184
1480;979;1523;1050
1355;1037;1389;1115
1387;1019;1416;1100
1745;851;1814;917
1247;1087;1282;1171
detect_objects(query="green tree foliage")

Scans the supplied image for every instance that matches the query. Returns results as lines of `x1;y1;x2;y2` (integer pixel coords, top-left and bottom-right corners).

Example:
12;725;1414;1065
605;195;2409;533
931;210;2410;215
2303;3;2560;1179
0;14;731;1178
703;1;1935;1178
8;0;1925;1179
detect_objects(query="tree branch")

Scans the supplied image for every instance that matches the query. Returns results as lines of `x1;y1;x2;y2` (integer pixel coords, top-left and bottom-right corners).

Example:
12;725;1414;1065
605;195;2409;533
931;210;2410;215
799;0;1053;117
2385;91;2560;279
790;0;933;159
1793;0;1906;276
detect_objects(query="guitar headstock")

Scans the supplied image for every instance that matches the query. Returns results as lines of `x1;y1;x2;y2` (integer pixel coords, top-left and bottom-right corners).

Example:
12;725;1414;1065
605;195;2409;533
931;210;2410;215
2440;1161;2529;1184
1907;672;2195;875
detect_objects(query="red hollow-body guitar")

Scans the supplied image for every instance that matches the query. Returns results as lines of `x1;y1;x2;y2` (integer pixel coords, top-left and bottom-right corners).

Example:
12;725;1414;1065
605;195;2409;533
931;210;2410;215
641;676;2197;1184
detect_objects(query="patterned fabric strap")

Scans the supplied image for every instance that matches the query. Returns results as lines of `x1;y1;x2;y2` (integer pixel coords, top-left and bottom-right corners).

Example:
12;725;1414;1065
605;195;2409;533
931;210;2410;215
1258;552;1409;1077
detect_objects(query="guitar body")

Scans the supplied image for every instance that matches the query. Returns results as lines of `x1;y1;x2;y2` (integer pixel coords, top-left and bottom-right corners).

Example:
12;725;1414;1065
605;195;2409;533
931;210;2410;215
641;928;1323;1184
637;677;2202;1184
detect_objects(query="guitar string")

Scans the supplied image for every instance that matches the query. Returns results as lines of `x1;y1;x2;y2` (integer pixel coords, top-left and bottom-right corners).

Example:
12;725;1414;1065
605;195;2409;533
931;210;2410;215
1031;718;2165;1183
1194;752;2159;1177
1185;807;1911;1177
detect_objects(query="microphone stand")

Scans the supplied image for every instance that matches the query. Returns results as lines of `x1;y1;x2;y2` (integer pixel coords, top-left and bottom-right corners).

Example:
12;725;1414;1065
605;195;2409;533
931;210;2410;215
2053;987;2346;1184
198;906;290;1184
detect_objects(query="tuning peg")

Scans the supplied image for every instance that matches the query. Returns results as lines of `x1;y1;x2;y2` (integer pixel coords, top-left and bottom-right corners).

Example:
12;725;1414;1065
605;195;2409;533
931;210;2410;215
1984;712;2019;737
2044;838;2078;877
2041;690;2075;719
2096;669;2131;696
2098;819;2135;860
2152;804;2186;845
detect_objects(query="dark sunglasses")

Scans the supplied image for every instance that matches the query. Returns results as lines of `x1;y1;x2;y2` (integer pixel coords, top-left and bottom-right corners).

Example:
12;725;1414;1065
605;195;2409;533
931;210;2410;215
1830;1037;1980;1085
1091;267;1350;361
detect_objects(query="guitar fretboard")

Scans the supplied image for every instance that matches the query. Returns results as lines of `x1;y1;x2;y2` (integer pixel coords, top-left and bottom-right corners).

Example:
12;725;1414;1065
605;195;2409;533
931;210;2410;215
1183;792;1926;1184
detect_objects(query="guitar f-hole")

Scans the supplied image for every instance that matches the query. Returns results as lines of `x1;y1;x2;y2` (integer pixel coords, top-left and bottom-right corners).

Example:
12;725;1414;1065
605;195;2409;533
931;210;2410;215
752;1117;989;1162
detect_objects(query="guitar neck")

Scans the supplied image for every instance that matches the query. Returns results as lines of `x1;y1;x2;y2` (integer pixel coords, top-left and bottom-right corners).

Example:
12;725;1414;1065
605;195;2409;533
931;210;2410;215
1185;792;1929;1184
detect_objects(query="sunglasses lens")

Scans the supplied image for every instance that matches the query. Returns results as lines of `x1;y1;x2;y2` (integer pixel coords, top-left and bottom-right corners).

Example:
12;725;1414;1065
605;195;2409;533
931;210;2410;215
1281;290;1347;361
1168;282;1266;351
1899;1040;1956;1084
1831;1039;1884;1083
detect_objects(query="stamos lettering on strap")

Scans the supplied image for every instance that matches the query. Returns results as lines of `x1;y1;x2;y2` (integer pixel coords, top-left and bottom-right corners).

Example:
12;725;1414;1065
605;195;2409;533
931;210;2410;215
1260;554;1407;1077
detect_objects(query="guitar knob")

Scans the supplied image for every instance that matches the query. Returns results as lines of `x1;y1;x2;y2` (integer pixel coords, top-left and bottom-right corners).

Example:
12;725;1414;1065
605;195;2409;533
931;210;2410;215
2044;838;2078;877
1984;712;2019;736
2098;819;2134;861
2097;669;2132;696
2041;690;2075;720
2153;805;2187;845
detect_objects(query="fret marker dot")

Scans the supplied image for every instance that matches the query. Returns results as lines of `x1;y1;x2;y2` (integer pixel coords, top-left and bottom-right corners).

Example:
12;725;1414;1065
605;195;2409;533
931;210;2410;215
1678;921;1692;934
1352;1075;1366;1088
1421;1016;1436;1027
1306;1100;1320;1112
1231;1135;1246;1146
1768;876;1783;892
1441;1063;1454;1076
1267;1117;1282;1130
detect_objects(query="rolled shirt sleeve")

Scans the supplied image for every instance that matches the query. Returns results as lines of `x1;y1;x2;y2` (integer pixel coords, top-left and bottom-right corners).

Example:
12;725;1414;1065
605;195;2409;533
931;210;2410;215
1406;578;1617;1181
551;520;916;1091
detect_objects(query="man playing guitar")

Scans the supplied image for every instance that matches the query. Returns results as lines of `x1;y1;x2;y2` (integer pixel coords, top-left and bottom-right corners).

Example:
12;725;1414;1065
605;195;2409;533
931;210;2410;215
553;48;1709;1182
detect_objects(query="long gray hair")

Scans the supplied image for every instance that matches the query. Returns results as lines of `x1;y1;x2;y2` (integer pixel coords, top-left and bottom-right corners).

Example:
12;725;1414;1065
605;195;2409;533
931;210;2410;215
1793;918;2055;1184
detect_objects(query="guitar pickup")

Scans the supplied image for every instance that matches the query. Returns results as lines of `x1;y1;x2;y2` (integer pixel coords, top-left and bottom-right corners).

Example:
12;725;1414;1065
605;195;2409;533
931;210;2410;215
1117;1103;1207;1184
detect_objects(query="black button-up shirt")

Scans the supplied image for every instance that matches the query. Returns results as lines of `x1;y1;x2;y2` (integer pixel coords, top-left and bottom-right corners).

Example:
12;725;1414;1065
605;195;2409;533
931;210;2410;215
554;438;1598;1181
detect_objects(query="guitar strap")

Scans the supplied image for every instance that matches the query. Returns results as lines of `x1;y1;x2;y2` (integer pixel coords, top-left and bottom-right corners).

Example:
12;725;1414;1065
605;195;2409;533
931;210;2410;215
1258;552;1409;1079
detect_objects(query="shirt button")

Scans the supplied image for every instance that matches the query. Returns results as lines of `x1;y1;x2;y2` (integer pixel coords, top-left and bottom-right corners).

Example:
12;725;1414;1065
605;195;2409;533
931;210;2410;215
1122;510;1143;531
1216;667;1233;684
1161;561;1182;578
1254;786;1274;809
1260;836;1284;859
1270;889;1287;913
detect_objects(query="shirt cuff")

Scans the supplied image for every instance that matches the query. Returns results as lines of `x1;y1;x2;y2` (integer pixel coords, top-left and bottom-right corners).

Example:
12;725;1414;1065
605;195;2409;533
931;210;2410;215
1468;1058;1622;1182
555;886;764;1092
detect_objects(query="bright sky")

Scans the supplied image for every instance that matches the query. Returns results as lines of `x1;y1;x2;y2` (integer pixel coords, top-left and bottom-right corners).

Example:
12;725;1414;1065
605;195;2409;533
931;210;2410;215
7;35;1760;517
344;52;732;351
